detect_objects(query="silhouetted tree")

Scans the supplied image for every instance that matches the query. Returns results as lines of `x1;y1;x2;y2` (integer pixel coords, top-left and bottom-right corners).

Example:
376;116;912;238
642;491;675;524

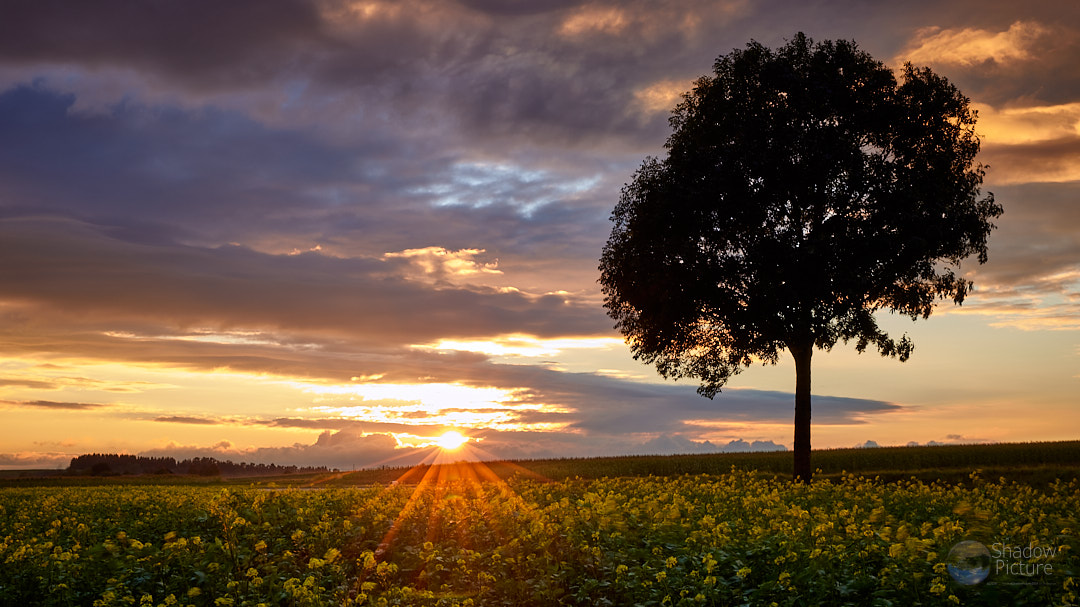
184;458;217;476
67;453;327;476
599;34;1002;482
90;462;112;476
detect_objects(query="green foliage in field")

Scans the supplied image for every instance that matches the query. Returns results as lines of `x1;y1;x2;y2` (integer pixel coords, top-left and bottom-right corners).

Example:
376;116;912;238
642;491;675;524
1;470;1076;606
332;441;1080;489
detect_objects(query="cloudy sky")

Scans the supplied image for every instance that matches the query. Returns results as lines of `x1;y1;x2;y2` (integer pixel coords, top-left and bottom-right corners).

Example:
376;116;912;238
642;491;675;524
1;0;1078;470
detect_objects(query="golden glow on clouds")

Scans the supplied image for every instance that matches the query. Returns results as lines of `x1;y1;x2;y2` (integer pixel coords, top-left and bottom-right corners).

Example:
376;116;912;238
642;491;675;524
954;302;1080;332
416;334;624;357
557;3;740;41
301;381;513;407
594;368;649;380
634;79;691;116
319;403;567;432
322;404;512;428
389;431;481;452
382;246;501;276
975;102;1080;145
103;329;285;347
299;380;574;431
898;21;1049;66
342;1;403;21
0;357;321;421
300;381;567;430
0;360;164;394
287;244;323;256
972;101;1080;184
350;374;385;382
559;6;629;37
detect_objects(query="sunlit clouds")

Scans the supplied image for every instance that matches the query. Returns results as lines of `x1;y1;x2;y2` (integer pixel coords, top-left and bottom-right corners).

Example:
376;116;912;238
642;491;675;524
633;79;693;116
416;334;625;358
1;0;1078;469
897;21;1050;67
300;381;552;431
974;102;1080;146
559;6;630;37
383;247;502;278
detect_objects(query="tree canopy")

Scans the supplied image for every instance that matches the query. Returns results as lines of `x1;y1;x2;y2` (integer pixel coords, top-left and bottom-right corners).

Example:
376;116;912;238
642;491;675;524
599;34;1002;482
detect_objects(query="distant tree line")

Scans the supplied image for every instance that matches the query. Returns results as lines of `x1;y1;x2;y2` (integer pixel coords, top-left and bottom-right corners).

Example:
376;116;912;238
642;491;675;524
68;453;330;477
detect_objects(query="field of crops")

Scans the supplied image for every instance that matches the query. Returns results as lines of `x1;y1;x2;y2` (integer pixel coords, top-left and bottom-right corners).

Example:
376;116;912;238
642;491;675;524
1;465;1076;606
328;441;1080;489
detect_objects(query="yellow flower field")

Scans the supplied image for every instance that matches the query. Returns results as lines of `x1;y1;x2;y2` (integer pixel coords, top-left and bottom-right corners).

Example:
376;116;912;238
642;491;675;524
1;468;1076;605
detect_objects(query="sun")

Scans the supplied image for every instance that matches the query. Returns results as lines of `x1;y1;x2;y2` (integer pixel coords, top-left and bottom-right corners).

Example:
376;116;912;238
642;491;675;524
435;430;468;450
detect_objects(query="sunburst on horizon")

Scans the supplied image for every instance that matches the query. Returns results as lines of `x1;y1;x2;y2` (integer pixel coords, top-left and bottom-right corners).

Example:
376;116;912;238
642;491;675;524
434;430;469;451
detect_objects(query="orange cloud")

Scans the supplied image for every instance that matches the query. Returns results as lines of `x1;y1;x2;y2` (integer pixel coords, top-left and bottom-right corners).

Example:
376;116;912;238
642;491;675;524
973;101;1080;184
382;246;502;277
978;140;1080;186
633;79;691;116
898;21;1049;66
558;6;629;37
974;102;1080;146
345;1;402;20
416;333;624;357
954;304;1080;331
557;2;742;41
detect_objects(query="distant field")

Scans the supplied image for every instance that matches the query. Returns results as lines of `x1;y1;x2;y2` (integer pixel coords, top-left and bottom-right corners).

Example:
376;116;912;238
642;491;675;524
0;469;325;488
4;440;1079;489
326;440;1080;489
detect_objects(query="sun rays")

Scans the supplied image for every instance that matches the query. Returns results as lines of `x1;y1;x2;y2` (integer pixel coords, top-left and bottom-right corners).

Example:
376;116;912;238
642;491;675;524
435;430;468;451
359;435;554;597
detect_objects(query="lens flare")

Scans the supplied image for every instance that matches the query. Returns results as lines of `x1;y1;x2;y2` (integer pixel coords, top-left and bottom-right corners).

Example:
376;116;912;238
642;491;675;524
435;431;468;450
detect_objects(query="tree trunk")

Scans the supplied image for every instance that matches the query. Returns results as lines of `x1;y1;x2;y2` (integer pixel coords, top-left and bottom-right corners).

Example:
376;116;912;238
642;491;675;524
791;343;813;483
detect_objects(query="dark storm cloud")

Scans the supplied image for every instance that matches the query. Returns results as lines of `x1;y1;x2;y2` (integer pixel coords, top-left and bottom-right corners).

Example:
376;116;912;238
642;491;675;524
0;315;494;387
456;0;584;16
0;0;742;147
4;1;1071;274
497;369;898;433
0;86;386;246
981;138;1080;187
0;86;619;281
0;217;610;347
2;0;1076;148
968;182;1080;290
0;0;323;87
